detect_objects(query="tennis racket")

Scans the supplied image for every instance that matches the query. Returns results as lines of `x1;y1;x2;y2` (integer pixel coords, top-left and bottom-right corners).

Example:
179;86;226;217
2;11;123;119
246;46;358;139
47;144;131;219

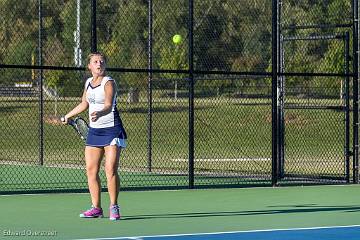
61;116;89;141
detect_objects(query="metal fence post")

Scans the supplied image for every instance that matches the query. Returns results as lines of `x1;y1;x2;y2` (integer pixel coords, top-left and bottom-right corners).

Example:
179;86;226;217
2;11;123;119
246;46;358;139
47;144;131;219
38;0;44;166
344;32;350;183
147;0;153;172
278;0;285;179
272;0;280;186
91;0;97;52
352;0;359;183
188;0;195;189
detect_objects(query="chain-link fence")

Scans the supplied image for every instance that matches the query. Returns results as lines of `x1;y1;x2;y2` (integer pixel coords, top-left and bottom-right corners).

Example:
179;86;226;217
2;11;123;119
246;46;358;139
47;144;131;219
0;0;358;193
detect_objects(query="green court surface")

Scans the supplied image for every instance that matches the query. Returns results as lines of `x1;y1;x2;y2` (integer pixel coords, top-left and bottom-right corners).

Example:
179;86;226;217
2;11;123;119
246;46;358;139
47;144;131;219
1;185;360;239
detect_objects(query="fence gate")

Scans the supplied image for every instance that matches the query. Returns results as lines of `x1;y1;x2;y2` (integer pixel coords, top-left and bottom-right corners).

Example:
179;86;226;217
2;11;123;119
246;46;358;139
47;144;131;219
278;32;351;184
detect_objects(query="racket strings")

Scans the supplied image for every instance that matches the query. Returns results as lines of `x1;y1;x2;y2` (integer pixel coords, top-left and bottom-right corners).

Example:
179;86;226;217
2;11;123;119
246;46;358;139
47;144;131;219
75;119;89;140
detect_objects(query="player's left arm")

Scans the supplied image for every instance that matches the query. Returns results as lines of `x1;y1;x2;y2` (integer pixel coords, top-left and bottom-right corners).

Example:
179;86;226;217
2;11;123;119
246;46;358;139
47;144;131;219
90;80;115;122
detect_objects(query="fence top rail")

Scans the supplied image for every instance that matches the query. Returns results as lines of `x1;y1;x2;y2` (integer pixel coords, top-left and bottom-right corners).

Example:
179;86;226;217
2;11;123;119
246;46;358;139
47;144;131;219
282;23;353;30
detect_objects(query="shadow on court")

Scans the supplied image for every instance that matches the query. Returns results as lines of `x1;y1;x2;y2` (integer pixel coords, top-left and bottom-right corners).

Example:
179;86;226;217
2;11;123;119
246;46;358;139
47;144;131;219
123;205;360;220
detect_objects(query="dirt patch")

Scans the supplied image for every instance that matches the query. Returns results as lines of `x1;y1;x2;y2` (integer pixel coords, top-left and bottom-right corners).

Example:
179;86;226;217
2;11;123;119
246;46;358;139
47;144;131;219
266;112;309;126
44;115;62;125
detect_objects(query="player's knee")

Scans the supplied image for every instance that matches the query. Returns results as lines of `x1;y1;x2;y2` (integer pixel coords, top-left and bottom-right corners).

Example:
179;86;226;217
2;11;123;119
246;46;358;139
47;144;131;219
105;165;118;177
86;166;99;177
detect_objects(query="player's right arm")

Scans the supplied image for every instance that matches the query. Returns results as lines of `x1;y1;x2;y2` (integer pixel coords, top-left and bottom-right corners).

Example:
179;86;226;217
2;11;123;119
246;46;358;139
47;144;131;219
63;88;89;123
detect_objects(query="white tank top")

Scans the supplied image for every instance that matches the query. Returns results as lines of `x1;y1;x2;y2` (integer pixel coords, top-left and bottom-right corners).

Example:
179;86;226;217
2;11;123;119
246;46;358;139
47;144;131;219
85;76;120;128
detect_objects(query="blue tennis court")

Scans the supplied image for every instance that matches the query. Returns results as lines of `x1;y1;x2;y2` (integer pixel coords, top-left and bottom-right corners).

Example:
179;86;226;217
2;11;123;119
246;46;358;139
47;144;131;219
82;226;360;240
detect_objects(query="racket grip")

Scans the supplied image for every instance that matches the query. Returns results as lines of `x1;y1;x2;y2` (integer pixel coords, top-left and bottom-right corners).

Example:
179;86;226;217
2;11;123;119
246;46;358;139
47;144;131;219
61;116;73;125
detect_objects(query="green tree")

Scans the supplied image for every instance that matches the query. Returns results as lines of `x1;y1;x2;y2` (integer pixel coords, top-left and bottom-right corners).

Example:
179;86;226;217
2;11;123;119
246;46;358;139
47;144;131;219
0;0;37;84
311;39;345;97
99;0;148;89
158;42;187;98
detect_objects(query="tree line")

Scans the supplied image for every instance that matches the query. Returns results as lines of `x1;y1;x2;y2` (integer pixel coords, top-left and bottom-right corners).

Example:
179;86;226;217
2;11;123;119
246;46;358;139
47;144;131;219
0;0;353;97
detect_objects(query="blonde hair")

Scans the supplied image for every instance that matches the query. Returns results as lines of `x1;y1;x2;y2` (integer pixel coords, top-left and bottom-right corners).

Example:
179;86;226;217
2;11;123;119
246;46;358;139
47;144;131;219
87;52;107;64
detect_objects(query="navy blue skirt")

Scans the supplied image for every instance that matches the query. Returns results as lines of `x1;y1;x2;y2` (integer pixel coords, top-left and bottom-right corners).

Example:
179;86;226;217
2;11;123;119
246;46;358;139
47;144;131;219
86;125;127;147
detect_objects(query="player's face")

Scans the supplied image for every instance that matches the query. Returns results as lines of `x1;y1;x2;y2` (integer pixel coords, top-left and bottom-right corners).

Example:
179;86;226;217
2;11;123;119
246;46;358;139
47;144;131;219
88;55;106;76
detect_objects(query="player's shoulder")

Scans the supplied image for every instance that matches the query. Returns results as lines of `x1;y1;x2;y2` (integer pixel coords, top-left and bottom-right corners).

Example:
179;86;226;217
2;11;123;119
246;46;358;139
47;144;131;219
102;76;115;86
85;77;93;87
104;76;114;82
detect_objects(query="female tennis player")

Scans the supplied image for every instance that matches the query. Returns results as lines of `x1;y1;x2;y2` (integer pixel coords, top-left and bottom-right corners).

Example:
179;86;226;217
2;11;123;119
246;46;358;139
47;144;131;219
63;52;127;221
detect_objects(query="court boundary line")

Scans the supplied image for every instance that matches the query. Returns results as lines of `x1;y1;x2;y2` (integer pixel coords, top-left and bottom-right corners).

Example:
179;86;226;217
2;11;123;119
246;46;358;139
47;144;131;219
1;184;359;197
74;224;360;240
171;158;271;162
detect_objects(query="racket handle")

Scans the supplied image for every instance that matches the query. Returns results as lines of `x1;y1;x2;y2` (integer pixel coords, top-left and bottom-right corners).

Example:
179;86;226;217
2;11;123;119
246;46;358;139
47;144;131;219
61;116;73;125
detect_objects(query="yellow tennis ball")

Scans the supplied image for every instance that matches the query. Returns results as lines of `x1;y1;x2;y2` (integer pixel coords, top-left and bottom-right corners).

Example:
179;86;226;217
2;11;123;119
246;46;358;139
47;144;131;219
172;34;182;44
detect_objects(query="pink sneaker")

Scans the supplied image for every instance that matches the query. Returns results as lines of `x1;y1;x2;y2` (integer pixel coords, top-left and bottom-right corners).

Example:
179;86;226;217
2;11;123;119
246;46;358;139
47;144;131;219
79;206;103;218
109;204;121;221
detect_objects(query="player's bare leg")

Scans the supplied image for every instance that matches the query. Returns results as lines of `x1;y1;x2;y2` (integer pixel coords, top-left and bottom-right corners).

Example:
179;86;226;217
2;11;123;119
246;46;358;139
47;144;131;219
104;145;121;205
104;145;121;220
85;146;104;208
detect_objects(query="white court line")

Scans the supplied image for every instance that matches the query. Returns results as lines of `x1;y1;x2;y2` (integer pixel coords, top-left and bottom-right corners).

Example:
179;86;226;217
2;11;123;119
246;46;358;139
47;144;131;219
74;224;360;240
172;158;271;162
1;184;357;197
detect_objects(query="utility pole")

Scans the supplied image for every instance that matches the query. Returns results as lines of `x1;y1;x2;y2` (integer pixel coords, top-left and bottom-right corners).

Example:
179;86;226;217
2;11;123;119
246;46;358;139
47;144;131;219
74;0;82;67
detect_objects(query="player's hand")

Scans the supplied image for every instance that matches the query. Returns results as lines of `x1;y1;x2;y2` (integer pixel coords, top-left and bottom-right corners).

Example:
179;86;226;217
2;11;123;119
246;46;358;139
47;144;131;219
90;111;100;122
60;116;68;124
